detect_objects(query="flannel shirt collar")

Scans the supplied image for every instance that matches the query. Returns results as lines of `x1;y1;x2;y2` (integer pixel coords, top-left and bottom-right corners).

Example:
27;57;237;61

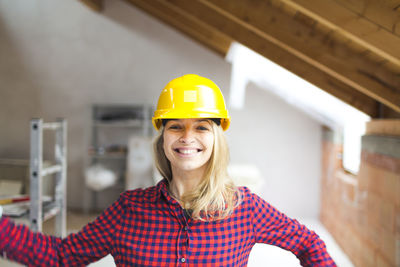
153;178;181;207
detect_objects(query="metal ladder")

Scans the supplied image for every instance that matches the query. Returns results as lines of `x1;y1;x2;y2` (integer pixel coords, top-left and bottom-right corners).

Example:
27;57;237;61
29;118;67;237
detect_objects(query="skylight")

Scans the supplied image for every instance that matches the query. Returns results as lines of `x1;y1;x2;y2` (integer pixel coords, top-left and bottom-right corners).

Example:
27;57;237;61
225;42;370;174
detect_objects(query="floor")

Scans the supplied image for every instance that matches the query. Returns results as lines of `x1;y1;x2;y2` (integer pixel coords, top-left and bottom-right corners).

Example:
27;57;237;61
0;213;354;267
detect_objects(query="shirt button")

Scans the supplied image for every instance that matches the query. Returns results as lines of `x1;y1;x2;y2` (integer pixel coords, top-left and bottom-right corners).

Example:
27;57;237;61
184;226;188;231
180;258;186;263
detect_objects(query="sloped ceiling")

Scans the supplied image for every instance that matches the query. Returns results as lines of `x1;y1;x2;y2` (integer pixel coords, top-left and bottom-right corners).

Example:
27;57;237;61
80;0;400;118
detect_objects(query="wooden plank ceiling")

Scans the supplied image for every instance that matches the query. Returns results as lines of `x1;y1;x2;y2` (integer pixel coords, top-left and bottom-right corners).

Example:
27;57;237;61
81;0;400;118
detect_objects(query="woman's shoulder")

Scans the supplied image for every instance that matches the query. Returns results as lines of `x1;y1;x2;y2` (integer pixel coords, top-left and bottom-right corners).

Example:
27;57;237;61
236;185;255;199
235;185;257;206
237;185;252;194
235;185;270;208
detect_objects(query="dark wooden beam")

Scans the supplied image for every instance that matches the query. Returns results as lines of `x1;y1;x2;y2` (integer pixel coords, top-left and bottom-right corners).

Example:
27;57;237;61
125;0;232;57
280;0;400;68
79;0;103;12
201;0;400;113
161;0;382;117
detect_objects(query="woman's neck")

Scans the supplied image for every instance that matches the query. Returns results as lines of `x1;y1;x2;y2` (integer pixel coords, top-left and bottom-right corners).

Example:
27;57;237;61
169;168;204;207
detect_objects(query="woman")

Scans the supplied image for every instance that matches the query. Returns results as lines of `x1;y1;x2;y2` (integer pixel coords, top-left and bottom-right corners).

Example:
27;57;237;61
0;74;336;266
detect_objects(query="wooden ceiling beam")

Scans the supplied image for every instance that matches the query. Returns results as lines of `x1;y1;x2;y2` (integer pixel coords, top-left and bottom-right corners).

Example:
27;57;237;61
161;0;380;117
124;0;232;57
79;0;103;12
172;0;399;114
333;0;400;34
279;0;400;68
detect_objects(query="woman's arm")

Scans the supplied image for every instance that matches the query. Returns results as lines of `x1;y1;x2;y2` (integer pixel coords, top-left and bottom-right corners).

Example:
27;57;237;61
250;191;336;267
0;195;125;266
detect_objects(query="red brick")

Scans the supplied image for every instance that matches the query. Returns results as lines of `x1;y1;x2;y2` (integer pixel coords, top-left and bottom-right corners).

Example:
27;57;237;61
350;229;366;267
344;180;356;203
379;199;396;233
362;150;400;173
342;226;357;259
356;188;368;207
366;220;382;248
359;242;376;267
321;136;400;267
376;252;393;267
357;164;369;191
381;229;396;266
382;168;400;207
365;164;385;197
396;207;400;238
355;205;369;240
367;193;381;227
396;238;400;267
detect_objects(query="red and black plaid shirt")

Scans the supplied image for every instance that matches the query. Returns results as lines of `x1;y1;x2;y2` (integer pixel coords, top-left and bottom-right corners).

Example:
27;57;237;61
0;179;336;266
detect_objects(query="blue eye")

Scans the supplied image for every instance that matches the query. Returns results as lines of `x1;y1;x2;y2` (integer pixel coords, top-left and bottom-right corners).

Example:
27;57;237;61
168;125;180;129
198;126;209;131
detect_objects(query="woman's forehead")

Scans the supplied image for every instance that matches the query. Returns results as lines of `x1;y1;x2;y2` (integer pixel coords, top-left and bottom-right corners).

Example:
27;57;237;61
166;118;210;124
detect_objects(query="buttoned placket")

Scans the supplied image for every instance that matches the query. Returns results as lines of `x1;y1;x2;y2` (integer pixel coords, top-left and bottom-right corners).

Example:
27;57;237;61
163;188;191;266
177;207;191;266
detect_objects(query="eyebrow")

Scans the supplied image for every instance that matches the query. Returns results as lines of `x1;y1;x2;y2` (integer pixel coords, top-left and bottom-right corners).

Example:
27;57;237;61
168;119;209;123
163;119;212;128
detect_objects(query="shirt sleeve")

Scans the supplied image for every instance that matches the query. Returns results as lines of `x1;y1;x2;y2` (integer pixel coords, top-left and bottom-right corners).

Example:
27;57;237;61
250;191;336;267
0;195;125;266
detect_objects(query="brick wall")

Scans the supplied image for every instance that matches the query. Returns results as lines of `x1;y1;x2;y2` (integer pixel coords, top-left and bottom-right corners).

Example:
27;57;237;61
320;120;400;267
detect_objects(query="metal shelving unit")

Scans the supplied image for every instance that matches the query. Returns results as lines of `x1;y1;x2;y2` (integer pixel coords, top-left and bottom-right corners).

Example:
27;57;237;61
84;104;153;212
29;118;67;237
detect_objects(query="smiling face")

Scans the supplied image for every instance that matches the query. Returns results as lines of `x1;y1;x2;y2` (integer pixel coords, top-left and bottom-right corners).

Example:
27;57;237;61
163;118;215;178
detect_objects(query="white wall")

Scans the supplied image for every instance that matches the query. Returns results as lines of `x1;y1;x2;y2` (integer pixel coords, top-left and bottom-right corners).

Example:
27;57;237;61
0;0;321;218
228;83;322;218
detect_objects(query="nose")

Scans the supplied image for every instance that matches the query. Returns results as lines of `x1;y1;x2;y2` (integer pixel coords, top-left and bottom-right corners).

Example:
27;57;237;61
179;128;195;143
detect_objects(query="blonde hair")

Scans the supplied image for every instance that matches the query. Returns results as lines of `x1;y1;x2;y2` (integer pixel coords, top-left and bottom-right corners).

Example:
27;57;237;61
153;120;242;221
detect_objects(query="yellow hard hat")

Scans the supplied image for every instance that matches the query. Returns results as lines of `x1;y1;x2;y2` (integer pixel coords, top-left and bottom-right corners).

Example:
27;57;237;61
152;74;230;131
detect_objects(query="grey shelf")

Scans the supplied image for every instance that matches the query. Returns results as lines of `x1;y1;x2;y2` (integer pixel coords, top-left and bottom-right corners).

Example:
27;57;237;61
85;104;153;212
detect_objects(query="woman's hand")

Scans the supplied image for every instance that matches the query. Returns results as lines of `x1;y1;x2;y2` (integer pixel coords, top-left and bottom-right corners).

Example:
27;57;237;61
0;205;2;218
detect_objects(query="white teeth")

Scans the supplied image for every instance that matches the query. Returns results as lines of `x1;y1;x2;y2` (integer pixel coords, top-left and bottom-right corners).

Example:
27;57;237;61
178;149;198;154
